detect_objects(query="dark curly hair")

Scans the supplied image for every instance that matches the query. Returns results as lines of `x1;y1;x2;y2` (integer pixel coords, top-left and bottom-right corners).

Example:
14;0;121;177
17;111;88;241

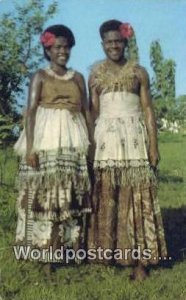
42;24;75;61
100;19;122;39
99;19;128;47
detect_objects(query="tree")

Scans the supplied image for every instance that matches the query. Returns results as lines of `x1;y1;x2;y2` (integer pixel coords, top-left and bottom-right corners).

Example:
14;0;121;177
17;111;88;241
126;33;139;62
176;95;186;124
150;40;163;98
161;59;176;100
150;40;176;101
150;40;176;123
0;0;58;144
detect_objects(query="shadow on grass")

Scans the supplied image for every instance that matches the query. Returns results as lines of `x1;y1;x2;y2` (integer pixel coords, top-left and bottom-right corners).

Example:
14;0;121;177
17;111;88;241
162;206;186;265
159;174;184;183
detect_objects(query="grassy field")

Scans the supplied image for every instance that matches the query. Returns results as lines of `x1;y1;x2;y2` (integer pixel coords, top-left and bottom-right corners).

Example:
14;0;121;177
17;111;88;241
0;132;186;300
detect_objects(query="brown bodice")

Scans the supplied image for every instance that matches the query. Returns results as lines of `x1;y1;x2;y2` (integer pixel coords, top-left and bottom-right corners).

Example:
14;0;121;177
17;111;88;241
39;69;82;111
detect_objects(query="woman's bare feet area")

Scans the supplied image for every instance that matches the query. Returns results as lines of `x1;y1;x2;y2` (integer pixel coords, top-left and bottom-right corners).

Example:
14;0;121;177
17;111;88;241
130;263;148;281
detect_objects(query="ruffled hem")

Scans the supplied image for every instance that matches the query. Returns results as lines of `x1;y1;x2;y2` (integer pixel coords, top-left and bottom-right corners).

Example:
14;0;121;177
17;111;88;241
94;160;157;187
16;148;90;191
17;168;90;191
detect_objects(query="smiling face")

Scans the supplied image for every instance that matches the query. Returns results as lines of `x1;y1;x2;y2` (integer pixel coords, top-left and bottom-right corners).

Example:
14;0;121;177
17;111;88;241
46;36;71;67
102;30;126;63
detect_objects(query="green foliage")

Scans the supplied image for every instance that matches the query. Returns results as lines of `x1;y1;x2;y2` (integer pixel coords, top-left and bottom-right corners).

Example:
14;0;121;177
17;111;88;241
153;95;186;126
176;95;186;123
150;41;163;76
150;41;178;124
127;34;139;62
0;146;18;185
150;40;163;99
0;0;58;144
161;59;176;100
0;114;18;144
153;98;178;123
150;40;176;101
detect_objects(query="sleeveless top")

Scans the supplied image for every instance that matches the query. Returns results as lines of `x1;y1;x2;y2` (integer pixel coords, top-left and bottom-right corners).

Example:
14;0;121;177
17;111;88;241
39;68;82;111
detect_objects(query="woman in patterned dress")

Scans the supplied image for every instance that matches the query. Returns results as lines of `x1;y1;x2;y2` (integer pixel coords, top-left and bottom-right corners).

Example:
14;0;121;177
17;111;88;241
14;25;92;274
88;20;167;281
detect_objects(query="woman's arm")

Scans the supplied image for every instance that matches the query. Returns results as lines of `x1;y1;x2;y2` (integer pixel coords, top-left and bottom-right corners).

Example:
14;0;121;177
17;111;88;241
74;72;94;145
88;74;100;123
138;67;159;168
26;70;43;168
86;73;101;163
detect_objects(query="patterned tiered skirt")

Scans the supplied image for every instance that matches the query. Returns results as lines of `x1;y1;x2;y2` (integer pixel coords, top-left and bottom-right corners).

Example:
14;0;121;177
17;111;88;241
88;98;167;265
14;107;91;262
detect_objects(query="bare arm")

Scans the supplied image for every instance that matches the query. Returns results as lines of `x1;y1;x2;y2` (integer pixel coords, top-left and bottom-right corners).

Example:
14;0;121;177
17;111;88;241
84;74;101;164
26;70;43;167
88;74;100;123
74;72;94;145
138;67;159;167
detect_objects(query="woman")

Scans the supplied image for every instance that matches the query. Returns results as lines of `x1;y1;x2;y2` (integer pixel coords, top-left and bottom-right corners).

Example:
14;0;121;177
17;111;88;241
14;24;92;274
88;20;167;281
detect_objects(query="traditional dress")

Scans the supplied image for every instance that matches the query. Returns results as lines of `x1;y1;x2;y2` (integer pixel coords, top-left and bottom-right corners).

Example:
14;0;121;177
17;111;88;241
88;60;167;265
14;68;91;262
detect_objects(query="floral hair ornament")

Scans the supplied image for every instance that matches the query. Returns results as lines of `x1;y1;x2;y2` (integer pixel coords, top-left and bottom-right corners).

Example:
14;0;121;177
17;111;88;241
40;31;56;47
119;23;134;39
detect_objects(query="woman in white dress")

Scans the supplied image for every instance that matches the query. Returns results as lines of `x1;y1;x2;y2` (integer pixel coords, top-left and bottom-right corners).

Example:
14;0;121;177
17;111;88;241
88;20;167;281
14;24;92;274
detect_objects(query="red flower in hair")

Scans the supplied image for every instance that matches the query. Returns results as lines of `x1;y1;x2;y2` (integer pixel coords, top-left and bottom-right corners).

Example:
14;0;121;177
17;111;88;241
119;23;134;39
40;32;56;47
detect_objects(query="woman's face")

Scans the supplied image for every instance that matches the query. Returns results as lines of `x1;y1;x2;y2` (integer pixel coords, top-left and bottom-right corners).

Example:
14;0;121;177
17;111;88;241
102;30;126;62
46;36;71;67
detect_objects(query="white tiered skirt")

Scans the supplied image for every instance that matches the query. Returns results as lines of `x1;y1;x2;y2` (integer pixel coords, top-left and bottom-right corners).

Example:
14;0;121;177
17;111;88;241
15;107;91;255
14;107;89;156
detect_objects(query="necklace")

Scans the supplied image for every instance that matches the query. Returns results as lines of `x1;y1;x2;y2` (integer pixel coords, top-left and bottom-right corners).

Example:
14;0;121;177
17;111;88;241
45;67;75;81
92;59;136;92
105;59;128;77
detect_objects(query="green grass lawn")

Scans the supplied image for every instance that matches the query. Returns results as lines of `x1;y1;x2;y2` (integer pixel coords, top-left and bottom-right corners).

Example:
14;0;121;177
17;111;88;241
0;132;186;300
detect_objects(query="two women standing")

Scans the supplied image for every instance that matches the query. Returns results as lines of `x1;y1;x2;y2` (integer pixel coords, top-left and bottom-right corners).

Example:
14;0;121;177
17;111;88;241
14;21;167;281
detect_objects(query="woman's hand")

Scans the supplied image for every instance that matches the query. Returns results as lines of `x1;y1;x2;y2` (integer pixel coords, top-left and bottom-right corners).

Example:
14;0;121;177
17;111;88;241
26;152;39;169
87;141;96;163
148;146;160;168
